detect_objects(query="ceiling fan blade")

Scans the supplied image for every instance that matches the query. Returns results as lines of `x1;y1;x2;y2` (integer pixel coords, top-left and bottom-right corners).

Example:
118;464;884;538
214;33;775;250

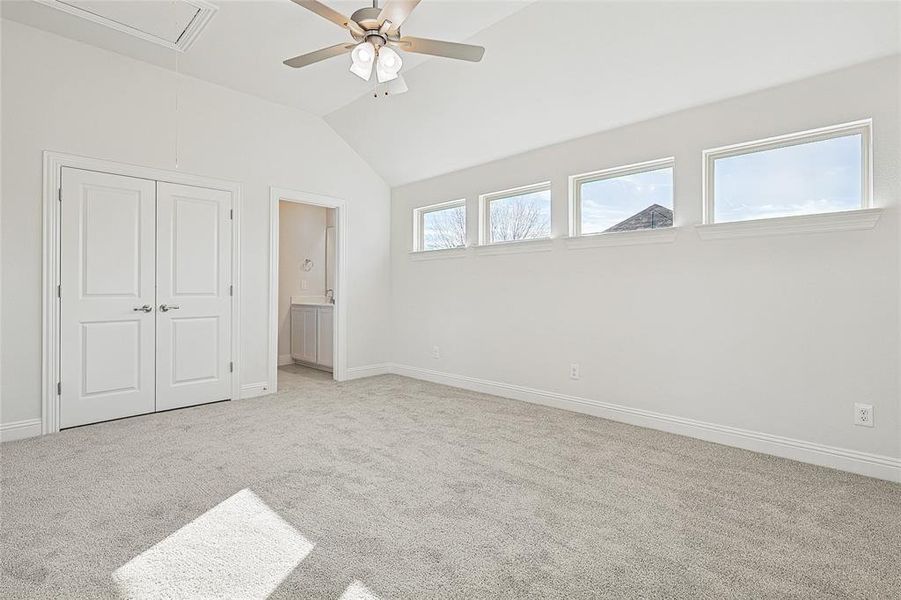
396;36;485;62
283;43;353;68
378;0;421;34
290;0;364;36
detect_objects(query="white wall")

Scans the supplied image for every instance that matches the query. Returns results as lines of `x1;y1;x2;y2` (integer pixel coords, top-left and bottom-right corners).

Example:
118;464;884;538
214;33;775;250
277;201;327;360
0;20;391;425
390;56;901;465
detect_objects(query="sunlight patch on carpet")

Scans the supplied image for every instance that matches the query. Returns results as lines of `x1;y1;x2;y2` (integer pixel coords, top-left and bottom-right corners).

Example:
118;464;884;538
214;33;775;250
339;580;383;600
113;489;313;599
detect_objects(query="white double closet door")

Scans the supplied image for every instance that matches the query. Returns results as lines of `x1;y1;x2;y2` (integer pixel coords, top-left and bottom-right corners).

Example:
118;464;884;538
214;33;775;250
59;168;233;428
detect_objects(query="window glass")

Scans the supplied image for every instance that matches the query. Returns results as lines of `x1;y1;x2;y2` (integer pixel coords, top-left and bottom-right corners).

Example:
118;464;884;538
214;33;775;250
488;188;551;243
579;166;673;234
713;134;862;223
421;203;465;250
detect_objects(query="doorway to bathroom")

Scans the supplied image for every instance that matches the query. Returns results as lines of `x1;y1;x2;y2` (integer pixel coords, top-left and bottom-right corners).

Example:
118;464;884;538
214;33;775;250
268;188;346;391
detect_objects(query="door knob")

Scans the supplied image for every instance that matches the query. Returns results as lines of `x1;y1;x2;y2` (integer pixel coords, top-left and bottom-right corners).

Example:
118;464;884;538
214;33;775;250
133;305;153;312
159;304;181;312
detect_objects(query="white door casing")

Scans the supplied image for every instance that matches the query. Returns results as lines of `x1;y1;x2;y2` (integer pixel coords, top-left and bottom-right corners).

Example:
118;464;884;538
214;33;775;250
155;182;233;411
59;168;157;428
268;187;346;389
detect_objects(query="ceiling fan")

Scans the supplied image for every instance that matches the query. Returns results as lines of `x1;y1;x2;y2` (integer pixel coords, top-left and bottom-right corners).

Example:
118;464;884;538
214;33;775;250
283;0;486;93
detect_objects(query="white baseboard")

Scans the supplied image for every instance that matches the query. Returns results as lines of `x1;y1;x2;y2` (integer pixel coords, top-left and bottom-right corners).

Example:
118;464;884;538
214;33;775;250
0;418;43;442
344;363;393;381
239;381;272;400
390;364;901;483
278;354;294;367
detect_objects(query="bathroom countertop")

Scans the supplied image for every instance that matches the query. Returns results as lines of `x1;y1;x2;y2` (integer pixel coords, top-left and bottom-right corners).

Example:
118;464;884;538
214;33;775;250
290;295;334;307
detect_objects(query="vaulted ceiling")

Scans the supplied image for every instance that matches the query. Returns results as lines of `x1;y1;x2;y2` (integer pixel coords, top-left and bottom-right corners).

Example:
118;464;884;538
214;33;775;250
3;1;900;185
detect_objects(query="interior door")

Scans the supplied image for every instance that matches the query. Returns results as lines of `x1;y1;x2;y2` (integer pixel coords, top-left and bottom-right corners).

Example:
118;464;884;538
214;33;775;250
155;182;232;411
59;168;157;428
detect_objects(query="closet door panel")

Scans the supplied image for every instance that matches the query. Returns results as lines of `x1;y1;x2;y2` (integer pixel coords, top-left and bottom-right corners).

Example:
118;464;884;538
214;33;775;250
156;182;233;411
59;168;157;428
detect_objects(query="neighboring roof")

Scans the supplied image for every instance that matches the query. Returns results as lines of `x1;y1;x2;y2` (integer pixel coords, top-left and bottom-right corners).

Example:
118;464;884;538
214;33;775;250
605;205;673;233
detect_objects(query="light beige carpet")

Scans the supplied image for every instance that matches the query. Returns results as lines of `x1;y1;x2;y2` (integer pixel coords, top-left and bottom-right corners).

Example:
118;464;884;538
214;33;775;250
2;365;899;599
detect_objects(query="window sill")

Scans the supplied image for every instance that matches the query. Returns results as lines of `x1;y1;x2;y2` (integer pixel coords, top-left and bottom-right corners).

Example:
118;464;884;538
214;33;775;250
473;237;554;256
409;247;469;261
564;227;678;249
695;208;883;241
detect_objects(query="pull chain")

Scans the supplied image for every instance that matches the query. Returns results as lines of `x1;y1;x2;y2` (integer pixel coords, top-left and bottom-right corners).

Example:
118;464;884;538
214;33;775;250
173;0;180;170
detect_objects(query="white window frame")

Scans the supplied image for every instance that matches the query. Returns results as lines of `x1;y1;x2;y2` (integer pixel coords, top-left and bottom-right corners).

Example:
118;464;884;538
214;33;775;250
479;181;552;245
702;119;873;225
569;157;675;237
412;199;466;252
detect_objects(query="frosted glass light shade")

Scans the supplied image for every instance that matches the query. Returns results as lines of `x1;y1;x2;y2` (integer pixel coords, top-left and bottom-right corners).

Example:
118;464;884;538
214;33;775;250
349;42;375;81
375;46;402;83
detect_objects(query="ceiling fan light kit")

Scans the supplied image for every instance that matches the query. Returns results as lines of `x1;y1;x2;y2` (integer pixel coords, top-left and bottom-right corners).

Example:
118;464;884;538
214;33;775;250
374;46;402;82
284;0;485;94
349;41;376;80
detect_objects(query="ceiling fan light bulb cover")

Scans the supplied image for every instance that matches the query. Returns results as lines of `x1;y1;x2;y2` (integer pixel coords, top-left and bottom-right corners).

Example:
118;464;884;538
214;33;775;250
350;61;373;81
376;46;403;83
376;67;398;83
350;41;376;80
351;41;375;65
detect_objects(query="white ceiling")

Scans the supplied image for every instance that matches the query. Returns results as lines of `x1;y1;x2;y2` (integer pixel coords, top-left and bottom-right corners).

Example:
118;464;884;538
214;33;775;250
3;1;900;186
1;0;530;116
326;1;901;185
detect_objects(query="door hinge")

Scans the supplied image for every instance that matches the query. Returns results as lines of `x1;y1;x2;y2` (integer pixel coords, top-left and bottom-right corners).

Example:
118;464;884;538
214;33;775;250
57;382;61;395
229;209;233;220
58;188;62;202
229;362;234;373
57;284;61;298
229;284;233;296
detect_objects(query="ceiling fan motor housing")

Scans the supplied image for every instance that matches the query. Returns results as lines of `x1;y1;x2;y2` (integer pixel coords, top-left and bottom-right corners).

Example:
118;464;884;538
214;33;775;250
350;7;381;29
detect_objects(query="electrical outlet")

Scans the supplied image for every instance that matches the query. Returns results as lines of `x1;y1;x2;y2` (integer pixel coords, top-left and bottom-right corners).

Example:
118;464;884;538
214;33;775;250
432;346;440;359
569;363;580;380
301;279;309;290
854;403;874;427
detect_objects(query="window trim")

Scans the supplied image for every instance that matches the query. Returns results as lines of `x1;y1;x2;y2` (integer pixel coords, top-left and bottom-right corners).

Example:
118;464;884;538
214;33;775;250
479;181;552;245
569;157;675;237
412;199;467;252
702;119;873;225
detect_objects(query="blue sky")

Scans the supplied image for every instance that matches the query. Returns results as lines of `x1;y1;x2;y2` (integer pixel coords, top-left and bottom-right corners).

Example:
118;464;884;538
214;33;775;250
715;134;861;222
580;167;673;234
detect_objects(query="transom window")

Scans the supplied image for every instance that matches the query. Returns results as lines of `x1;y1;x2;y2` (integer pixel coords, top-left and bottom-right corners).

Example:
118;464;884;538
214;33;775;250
414;200;466;251
704;121;871;224
480;182;551;244
571;158;674;236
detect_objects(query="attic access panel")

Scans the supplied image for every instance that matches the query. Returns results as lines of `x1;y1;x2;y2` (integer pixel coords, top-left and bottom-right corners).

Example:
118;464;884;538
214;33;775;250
34;0;217;52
